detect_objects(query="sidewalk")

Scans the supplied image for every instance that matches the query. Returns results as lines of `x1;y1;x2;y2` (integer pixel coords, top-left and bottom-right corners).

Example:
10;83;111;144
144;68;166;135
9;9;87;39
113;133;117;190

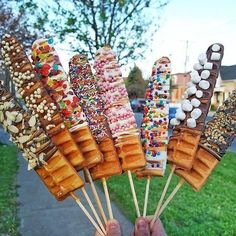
17;155;133;236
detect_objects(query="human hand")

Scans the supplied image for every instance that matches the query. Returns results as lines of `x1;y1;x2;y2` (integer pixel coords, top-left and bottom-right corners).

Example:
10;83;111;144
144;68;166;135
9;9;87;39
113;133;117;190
132;217;166;236
95;219;122;236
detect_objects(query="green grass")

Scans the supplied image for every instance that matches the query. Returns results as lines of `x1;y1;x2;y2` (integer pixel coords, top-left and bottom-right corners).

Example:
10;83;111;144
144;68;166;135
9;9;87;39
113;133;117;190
0;144;19;235
107;152;236;236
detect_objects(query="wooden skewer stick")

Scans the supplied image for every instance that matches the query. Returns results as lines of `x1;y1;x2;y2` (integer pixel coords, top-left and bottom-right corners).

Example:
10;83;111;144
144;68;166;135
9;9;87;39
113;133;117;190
102;178;113;220
157;178;185;217
127;170;141;217
81;187;106;234
70;192;105;236
84;168;108;224
143;176;151;217
150;165;176;227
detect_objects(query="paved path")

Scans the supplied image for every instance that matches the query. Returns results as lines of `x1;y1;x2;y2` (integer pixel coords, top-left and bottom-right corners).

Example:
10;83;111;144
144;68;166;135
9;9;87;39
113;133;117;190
0;128;133;236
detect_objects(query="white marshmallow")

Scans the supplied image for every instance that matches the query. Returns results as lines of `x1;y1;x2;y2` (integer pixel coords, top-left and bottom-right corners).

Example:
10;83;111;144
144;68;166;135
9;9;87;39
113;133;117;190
176;110;186;120
196;90;203;98
187;85;197;96
204;62;213;70
187;81;194;88
211;52;221;61
182;100;193;112
187;118;196;128
201;70;210;79
191;108;202;119
170;118;180;126
183;91;189;99
199;80;210;90
193;63;203;71
191;73;201;83
191;98;201;107
212;44;220;52
198;53;207;65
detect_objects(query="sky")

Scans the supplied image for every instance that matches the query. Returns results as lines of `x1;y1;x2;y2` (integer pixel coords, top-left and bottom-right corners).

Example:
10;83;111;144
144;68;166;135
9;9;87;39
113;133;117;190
57;0;236;78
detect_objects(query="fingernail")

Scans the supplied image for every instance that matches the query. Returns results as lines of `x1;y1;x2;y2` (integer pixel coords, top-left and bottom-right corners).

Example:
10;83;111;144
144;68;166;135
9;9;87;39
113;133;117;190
137;219;148;230
108;222;118;230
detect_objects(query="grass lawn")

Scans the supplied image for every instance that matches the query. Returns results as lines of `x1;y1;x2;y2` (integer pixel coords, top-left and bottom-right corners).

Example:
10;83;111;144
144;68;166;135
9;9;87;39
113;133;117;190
0;144;19;235
107;152;236;236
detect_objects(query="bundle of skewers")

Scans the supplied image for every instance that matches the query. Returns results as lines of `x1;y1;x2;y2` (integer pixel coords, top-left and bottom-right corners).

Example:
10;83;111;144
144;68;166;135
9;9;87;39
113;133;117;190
0;34;235;235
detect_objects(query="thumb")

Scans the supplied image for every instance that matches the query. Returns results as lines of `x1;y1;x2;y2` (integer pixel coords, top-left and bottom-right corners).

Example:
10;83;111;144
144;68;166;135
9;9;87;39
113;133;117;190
106;219;122;236
134;217;150;236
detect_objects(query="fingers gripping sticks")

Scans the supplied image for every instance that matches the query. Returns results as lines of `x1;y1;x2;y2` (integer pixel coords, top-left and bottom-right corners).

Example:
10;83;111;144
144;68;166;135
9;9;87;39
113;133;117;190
1;34;84;169
69;54;122;180
136;57;171;178
168;44;224;170
31;38;102;168
175;90;236;191
0;84;84;201
94;46;146;171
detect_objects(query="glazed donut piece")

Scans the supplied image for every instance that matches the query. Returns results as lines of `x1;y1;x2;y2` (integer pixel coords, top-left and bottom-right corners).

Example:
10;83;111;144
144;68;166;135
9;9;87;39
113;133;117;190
168;43;224;170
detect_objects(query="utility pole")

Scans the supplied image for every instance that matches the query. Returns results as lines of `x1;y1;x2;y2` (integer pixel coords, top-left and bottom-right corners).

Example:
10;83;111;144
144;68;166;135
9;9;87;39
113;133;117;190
184;40;189;72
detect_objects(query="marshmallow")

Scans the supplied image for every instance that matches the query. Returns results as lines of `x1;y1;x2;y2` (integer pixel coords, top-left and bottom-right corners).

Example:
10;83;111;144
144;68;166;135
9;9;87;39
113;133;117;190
198;53;207;65
187;85;197;96
212;44;220;52
183;91;189;99
199;80;210;90
211;52;221;61
187;81;194;88
193;63;203;71
191;73;201;83
191;108;202;119
176;110;186;120
204;62;213;70
196;90;203;98
181;100;193;112
201;70;210;79
187;118;196;128
170;118;180;126
191;98;201;107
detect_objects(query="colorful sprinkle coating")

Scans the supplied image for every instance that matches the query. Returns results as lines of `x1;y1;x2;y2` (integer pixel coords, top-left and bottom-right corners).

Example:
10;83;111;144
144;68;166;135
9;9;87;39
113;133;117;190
69;54;111;142
31;38;87;129
141;57;171;174
94;46;137;137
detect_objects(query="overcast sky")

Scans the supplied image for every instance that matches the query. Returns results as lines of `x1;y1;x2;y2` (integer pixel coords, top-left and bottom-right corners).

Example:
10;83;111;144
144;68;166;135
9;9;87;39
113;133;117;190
57;0;236;78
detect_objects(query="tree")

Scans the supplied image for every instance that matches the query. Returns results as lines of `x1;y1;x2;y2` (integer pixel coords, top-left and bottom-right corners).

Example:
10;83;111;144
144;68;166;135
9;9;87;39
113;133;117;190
20;0;168;63
126;65;147;98
0;1;38;91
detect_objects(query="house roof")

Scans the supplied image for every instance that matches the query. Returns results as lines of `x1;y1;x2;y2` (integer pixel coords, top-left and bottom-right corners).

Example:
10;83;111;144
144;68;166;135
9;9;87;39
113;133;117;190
220;65;236;81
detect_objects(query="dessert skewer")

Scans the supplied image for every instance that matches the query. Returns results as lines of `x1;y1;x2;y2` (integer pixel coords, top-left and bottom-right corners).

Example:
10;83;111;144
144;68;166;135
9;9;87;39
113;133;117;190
154;89;235;220
1;34;105;235
94;46;146;217
69;54;122;220
0;83;105;236
151;43;225;226
31;38;106;227
136;57;171;216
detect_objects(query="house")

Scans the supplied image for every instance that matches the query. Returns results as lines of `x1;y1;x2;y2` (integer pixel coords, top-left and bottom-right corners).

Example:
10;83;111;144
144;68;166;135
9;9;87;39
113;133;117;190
212;65;236;107
170;72;191;103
